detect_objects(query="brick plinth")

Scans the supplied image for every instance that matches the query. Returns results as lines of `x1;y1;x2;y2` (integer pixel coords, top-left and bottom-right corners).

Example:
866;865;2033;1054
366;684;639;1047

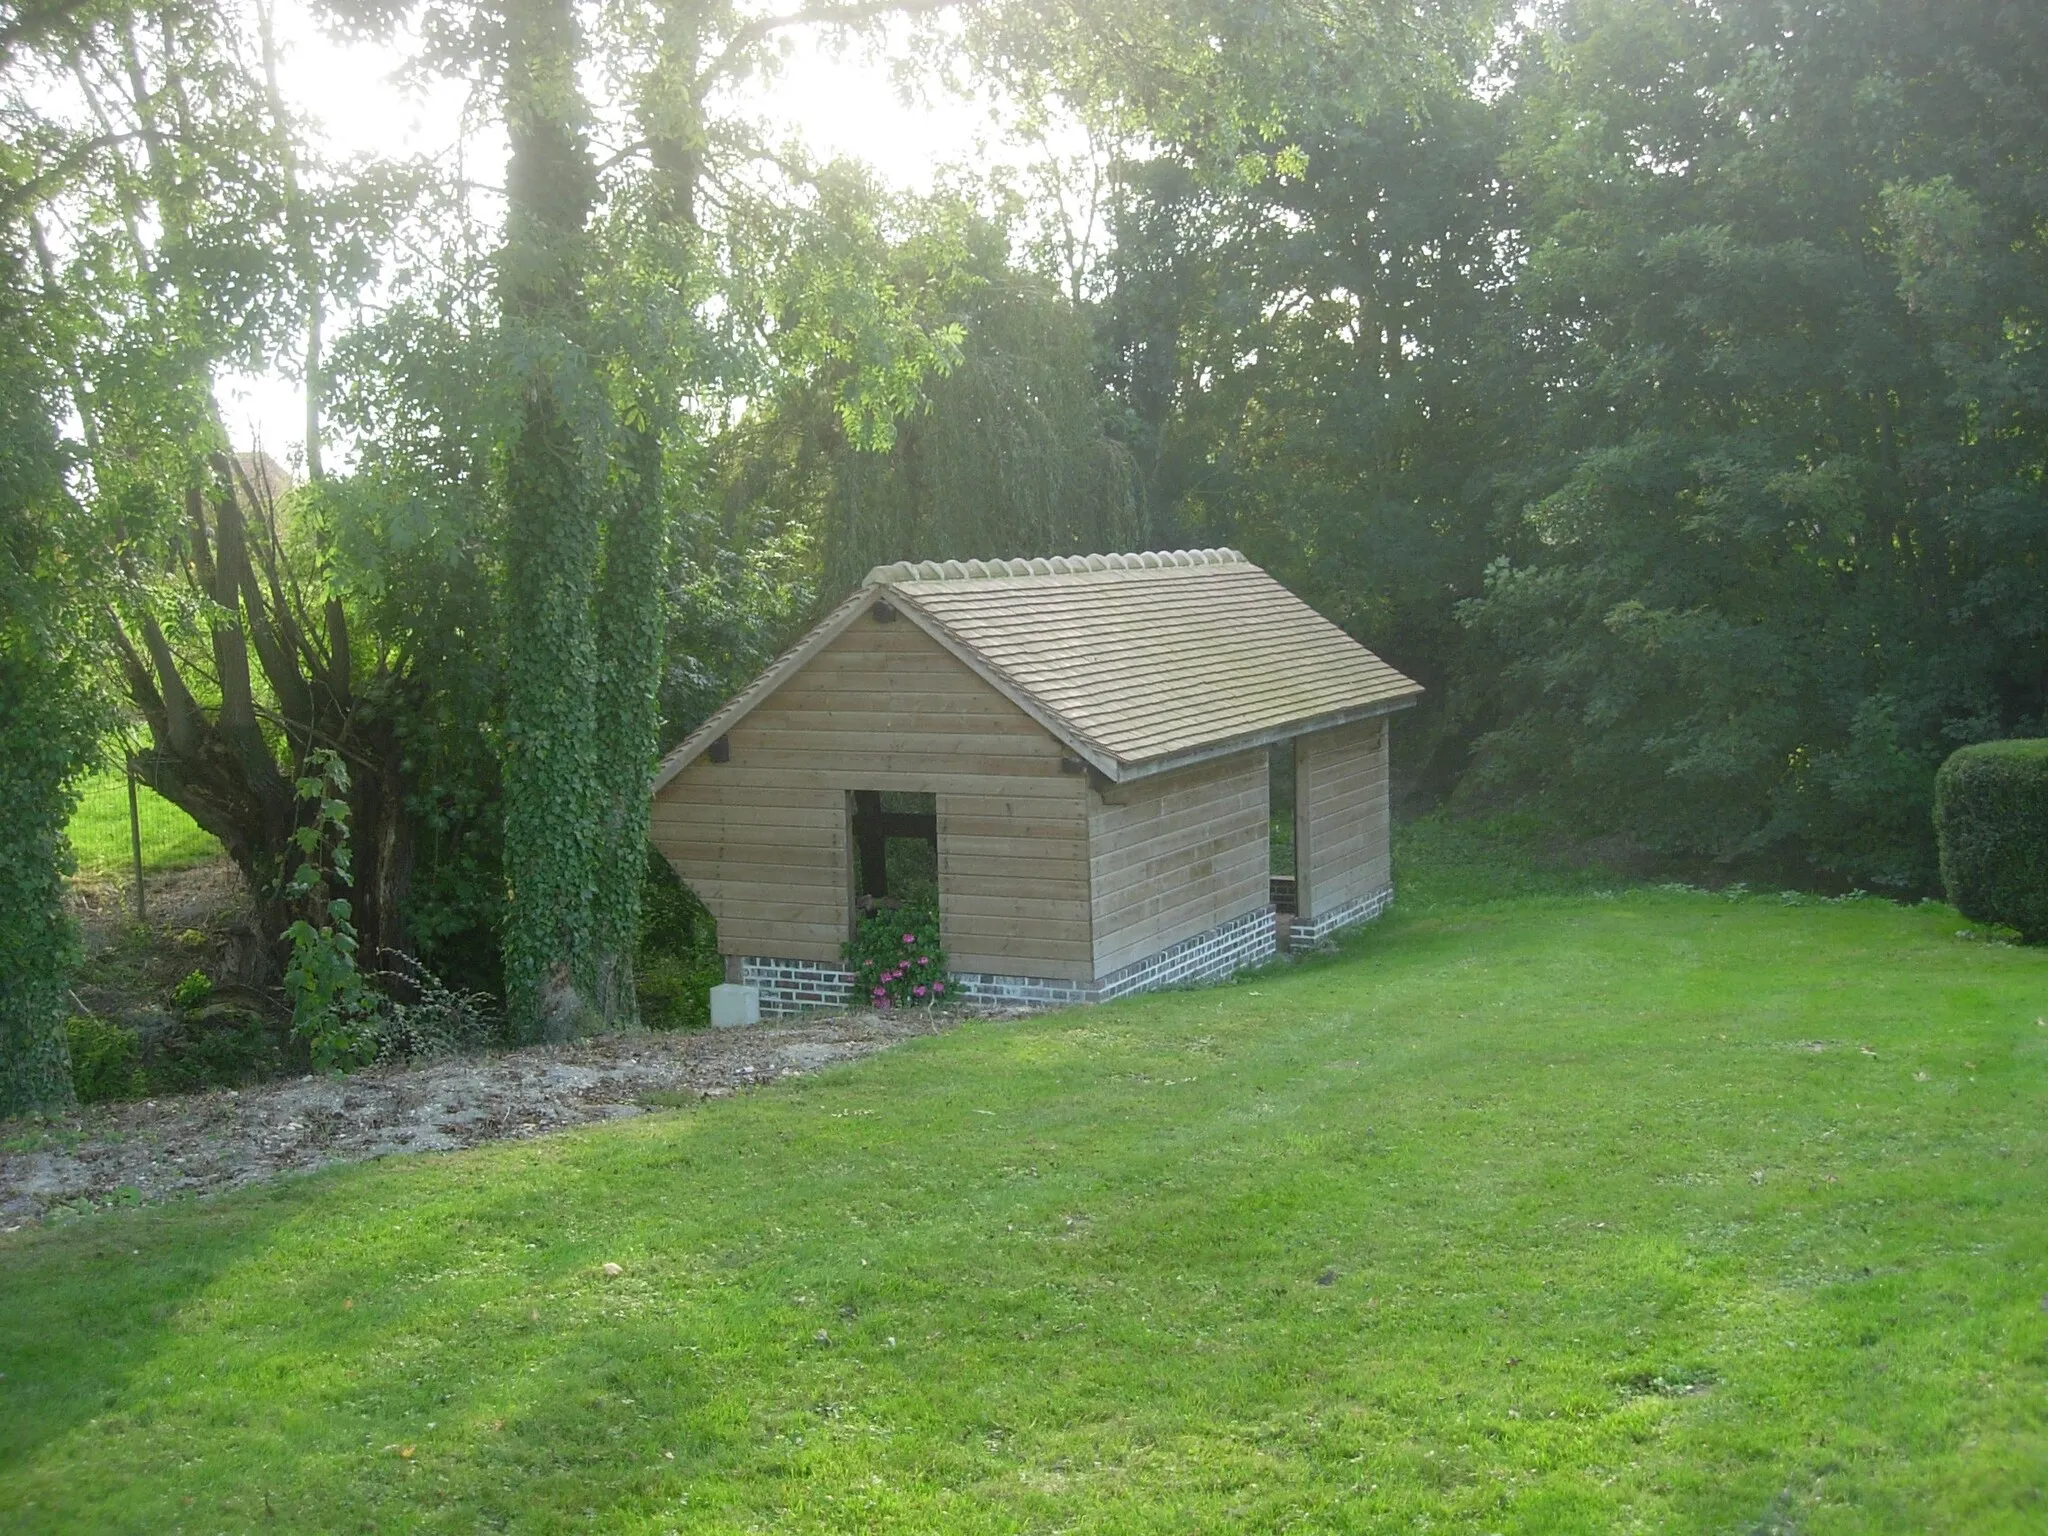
739;903;1284;1017
1287;883;1394;951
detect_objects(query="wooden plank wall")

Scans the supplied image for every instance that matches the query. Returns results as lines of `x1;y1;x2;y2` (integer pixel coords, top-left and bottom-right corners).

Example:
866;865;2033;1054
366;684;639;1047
1294;718;1390;919
650;610;1093;975
1087;750;1270;978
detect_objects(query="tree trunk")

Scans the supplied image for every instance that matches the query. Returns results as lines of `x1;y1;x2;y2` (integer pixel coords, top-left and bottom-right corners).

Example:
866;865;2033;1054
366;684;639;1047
497;0;605;1042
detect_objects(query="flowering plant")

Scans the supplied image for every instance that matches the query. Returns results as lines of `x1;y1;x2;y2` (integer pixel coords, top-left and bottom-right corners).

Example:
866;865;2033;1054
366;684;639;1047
843;903;950;1009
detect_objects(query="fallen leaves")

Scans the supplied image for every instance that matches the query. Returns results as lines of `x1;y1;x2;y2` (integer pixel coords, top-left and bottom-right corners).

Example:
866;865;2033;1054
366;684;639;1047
602;1262;623;1278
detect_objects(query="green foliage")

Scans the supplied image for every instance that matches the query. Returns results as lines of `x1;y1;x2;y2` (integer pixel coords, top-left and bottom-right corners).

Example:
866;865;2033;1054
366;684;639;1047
637;845;721;1030
1108;0;2048;887
1391;814;1635;913
322;311;510;994
140;1005;286;1093
1935;741;2048;942
281;751;373;1071
170;970;213;1010
1445;0;2048;889
64;1016;144;1105
843;904;950;1009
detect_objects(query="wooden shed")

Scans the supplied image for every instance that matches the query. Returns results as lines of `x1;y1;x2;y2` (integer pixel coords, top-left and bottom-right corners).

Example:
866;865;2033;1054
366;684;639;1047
649;548;1422;1013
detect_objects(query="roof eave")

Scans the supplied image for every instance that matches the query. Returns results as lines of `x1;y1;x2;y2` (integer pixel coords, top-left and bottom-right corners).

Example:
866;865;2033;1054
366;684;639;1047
1104;691;1423;784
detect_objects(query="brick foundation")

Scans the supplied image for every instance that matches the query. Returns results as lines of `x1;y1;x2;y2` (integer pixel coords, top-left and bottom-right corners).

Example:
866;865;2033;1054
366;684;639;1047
1287;883;1394;951
739;956;858;1015
740;903;1284;1017
1094;903;1278;1001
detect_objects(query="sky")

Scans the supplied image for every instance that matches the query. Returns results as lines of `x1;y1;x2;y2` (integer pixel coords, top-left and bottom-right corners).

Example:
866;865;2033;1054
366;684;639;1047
219;0;1015;462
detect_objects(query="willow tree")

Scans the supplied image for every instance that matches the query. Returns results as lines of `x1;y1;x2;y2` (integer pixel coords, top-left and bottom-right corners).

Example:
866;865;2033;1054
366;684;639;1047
812;212;1140;589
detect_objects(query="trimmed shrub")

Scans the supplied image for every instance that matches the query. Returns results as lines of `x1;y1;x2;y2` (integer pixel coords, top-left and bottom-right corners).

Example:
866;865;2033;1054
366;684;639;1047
1934;740;2048;942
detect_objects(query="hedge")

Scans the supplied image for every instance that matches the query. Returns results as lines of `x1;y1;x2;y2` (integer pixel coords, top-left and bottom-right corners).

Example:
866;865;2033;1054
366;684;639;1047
1934;740;2048;943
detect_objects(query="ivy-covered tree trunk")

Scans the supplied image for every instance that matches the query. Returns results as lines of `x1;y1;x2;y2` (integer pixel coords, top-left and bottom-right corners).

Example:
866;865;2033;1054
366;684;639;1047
0;298;90;1118
588;425;669;1026
0;636;84;1119
497;0;605;1042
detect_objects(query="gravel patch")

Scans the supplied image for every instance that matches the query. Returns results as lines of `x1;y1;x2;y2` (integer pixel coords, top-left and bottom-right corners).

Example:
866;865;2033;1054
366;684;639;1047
2;1006;1023;1226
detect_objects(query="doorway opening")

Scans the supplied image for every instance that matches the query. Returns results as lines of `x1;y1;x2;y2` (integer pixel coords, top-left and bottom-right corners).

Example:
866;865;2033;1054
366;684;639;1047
1269;740;1298;916
849;790;938;922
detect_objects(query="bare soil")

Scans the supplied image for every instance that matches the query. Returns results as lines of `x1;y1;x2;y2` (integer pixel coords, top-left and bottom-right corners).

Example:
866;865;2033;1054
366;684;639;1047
2;1006;1013;1227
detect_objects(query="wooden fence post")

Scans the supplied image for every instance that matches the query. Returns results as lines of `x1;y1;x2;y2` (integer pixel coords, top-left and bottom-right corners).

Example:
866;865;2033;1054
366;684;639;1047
127;759;146;923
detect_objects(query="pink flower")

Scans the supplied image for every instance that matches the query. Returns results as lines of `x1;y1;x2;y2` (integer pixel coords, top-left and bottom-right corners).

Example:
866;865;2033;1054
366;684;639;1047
933;982;944;995
876;996;891;1009
912;984;927;997
902;933;917;945
871;986;887;999
917;955;930;965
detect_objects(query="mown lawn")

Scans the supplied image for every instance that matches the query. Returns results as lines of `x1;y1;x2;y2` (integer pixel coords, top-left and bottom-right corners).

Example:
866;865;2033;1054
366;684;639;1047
3;836;2045;1533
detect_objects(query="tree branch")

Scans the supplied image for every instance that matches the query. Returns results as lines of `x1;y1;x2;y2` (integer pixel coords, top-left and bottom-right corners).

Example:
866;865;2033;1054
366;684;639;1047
212;453;315;743
694;0;972;103
135;613;204;757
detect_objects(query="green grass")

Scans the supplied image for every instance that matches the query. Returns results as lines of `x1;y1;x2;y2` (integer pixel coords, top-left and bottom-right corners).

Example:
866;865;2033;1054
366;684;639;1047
64;769;222;875
3;827;2046;1532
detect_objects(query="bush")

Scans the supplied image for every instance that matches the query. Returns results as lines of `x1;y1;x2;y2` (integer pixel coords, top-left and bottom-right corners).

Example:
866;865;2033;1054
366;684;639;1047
364;953;501;1061
170;969;213;1009
844;904;950;1009
66;1016;144;1104
141;1003;285;1091
1934;741;2048;942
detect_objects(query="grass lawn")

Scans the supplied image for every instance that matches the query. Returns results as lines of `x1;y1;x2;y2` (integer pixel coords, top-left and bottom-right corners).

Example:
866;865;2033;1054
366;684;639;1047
3;831;2045;1532
65;769;222;875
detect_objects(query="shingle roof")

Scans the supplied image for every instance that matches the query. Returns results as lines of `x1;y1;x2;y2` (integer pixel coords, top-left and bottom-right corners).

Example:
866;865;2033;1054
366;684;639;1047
653;549;1421;789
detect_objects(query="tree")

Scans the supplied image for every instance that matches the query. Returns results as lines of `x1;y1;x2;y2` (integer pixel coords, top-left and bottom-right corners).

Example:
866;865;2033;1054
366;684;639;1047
1095;93;1532;800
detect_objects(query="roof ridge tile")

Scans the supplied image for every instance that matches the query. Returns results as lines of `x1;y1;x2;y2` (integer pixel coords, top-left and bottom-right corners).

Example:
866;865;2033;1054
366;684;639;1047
865;547;1244;586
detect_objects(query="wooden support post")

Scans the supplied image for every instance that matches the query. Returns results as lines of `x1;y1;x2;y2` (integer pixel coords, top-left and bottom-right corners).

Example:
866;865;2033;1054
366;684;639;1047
851;789;889;900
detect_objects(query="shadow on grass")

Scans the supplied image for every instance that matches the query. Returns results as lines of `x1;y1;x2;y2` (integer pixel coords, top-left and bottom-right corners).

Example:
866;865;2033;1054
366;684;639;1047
0;1178;306;1471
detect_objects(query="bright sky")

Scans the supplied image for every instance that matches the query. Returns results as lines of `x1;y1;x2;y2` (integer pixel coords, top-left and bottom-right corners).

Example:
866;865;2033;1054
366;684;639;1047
218;0;1015;462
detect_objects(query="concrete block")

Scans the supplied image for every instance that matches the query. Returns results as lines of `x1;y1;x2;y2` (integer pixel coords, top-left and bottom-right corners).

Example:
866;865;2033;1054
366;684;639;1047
709;983;760;1029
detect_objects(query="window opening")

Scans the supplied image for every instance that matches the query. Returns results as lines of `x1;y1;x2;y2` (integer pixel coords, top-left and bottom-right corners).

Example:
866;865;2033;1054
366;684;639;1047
849;790;938;917
1269;740;1298;915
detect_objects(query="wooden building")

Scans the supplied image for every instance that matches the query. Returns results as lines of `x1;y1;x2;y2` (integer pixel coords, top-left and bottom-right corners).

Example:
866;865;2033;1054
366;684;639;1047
649;549;1422;1013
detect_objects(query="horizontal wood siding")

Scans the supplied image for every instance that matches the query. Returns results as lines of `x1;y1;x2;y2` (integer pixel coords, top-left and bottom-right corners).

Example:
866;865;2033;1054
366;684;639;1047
1087;750;1269;977
652;611;1091;974
1295;718;1389;918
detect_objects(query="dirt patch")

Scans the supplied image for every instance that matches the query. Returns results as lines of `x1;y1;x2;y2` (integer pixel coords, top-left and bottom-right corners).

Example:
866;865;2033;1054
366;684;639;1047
67;857;269;1024
2;1006;1019;1226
